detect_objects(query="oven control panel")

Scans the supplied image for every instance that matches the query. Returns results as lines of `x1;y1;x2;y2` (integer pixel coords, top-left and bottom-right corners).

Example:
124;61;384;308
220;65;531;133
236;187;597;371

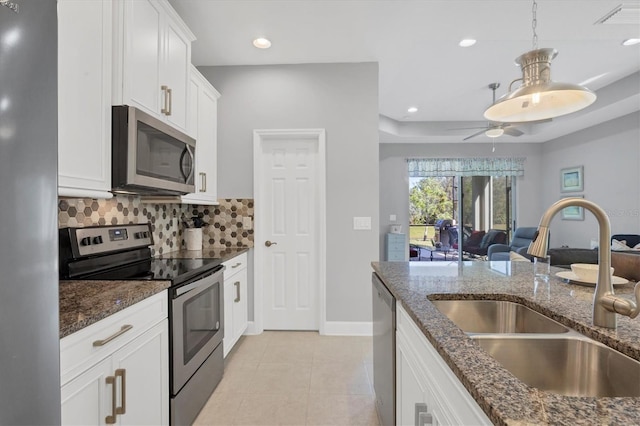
70;223;154;257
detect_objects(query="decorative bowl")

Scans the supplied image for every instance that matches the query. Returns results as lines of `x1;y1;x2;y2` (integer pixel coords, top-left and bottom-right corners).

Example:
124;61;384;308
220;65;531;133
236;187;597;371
570;263;614;282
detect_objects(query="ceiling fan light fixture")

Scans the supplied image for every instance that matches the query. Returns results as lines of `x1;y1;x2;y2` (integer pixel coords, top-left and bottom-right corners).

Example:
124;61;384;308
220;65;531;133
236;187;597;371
484;48;596;122
485;128;504;138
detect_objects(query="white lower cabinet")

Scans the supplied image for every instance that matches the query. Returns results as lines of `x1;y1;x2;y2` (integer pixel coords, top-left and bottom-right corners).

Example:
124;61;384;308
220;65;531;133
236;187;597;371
60;292;169;426
396;303;491;426
223;253;248;357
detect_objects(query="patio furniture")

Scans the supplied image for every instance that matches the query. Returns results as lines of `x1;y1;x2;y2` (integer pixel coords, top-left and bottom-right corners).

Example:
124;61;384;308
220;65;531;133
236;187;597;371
463;229;507;258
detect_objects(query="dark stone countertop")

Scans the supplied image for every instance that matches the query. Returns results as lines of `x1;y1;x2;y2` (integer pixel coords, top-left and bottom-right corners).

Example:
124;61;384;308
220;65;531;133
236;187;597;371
59;248;250;338
59;280;170;338
156;246;249;261
372;260;640;425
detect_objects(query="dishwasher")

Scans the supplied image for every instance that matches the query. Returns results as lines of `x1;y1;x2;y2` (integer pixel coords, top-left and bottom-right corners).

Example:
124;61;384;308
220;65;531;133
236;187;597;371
372;273;396;426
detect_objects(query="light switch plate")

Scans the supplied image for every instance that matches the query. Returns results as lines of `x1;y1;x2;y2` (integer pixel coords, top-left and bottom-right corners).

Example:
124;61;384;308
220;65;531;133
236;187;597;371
243;216;253;230
390;214;396;221
353;217;371;230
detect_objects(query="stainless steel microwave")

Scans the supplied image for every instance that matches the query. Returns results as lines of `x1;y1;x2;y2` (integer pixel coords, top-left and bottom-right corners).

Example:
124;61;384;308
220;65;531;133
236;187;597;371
112;105;196;195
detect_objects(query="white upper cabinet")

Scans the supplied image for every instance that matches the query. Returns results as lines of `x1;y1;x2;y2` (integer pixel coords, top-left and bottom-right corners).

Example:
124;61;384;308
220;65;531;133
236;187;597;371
181;66;220;205
58;0;113;199
112;0;195;134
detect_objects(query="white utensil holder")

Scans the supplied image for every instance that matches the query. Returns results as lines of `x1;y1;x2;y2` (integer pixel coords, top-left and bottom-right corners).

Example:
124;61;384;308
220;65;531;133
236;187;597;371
184;228;203;250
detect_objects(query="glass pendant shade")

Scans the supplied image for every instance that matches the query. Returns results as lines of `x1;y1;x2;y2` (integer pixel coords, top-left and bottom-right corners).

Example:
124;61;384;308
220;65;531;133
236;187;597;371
484;48;597;122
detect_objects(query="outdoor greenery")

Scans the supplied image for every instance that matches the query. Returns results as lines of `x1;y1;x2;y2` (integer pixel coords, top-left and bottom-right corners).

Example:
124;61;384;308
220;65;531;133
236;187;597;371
409;177;454;225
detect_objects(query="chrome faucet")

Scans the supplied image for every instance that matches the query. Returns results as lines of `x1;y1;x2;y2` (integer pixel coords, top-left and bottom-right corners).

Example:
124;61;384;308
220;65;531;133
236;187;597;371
528;197;640;329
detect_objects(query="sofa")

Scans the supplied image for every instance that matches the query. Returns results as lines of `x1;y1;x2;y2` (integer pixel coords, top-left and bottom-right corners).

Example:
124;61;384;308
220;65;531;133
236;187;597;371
548;234;640;282
463;229;507;258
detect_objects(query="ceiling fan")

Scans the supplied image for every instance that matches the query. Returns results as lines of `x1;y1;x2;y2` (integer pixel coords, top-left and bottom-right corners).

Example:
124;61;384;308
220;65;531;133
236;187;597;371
456;83;546;141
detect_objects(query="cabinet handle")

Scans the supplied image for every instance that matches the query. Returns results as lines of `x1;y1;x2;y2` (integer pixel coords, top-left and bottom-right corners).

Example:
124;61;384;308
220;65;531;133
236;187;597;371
115;369;126;415
231;262;242;269
234;281;240;302
199;172;207;192
105;375;117;424
418;412;433;426
415;403;432;426
166;87;173;116
93;325;133;347
161;85;169;115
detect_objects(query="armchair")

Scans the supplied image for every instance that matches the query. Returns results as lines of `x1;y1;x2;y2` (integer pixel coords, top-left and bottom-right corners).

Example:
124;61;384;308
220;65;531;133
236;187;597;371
488;227;538;261
463;229;507;258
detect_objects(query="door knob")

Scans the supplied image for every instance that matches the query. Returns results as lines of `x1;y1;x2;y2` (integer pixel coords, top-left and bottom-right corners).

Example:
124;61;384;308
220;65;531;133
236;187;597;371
265;240;278;247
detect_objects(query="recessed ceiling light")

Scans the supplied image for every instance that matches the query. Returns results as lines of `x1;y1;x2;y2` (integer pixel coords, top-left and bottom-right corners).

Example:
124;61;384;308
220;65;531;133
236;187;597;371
622;38;640;46
407;107;418;113
459;39;476;47
253;37;272;49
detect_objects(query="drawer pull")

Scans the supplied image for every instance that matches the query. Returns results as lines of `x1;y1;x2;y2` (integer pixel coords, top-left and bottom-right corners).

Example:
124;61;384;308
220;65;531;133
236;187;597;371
93;325;133;347
231;262;242;269
105;375;117;424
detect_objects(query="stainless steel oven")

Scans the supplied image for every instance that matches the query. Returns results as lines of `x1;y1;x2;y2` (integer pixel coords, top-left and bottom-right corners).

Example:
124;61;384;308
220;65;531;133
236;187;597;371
169;266;224;426
112;105;196;195
59;223;226;426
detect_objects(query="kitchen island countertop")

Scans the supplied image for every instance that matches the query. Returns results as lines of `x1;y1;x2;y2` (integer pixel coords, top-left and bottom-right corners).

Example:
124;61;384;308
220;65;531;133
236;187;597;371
372;260;640;425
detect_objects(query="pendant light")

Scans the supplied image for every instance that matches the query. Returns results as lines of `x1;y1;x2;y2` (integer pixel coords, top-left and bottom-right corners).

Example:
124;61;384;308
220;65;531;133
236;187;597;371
484;0;596;123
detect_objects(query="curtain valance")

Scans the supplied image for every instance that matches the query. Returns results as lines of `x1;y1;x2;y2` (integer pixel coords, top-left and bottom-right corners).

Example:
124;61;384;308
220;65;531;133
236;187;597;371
406;157;525;177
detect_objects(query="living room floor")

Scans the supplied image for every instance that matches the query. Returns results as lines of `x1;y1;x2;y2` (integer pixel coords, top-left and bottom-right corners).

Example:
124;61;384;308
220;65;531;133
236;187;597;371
194;331;379;426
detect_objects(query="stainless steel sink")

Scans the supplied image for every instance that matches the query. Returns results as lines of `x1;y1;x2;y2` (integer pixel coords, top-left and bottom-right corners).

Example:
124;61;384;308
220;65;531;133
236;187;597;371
430;300;569;334
475;336;640;397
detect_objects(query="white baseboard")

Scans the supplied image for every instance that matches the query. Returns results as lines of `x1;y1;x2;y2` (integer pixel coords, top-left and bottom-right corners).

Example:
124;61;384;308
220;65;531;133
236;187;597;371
243;321;260;335
322;321;373;336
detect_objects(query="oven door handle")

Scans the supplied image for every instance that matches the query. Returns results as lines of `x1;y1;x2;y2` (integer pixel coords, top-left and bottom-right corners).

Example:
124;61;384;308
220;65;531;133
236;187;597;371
175;267;224;297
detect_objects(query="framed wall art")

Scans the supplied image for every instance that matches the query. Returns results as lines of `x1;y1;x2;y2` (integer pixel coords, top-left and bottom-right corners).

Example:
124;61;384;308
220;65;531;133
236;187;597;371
560;166;584;193
561;194;584;221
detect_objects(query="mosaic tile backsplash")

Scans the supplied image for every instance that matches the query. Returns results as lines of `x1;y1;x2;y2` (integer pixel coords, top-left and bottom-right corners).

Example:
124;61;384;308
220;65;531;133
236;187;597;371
58;196;254;255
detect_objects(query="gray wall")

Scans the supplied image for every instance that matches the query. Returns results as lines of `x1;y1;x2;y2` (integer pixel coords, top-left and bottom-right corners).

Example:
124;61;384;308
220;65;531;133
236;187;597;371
541;112;640;248
379;143;545;260
199;63;379;323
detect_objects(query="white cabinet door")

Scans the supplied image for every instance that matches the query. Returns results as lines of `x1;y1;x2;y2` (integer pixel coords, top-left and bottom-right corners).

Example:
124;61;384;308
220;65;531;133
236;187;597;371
231;267;248;340
113;0;194;134
112;321;169;426
223;277;234;357
58;0;113;199
222;253;249;357
121;0;162;116
396;303;491;426
61;357;112;426
396;339;426;426
181;67;220;205
162;19;190;131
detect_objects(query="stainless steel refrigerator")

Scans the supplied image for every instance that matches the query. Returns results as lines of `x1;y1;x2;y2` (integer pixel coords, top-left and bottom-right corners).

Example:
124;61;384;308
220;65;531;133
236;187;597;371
0;0;61;424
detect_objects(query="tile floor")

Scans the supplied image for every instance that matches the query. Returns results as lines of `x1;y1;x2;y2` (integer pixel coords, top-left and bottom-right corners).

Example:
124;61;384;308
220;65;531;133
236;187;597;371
194;331;380;426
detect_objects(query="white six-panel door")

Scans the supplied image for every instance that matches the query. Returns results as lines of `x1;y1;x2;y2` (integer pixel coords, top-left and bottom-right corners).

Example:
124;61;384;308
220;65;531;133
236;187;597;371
254;130;326;332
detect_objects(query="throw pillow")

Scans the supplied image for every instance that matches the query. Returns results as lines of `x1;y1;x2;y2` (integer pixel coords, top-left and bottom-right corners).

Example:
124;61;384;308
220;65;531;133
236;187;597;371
612;239;631;251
